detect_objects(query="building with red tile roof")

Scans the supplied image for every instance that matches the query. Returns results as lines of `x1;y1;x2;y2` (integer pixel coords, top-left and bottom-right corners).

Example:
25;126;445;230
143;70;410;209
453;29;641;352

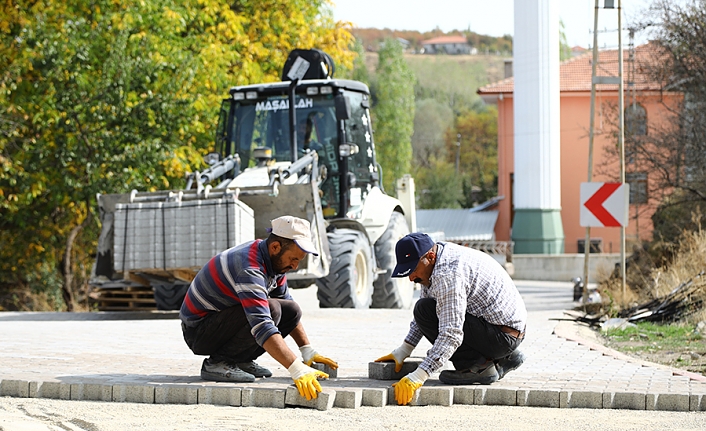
478;42;680;254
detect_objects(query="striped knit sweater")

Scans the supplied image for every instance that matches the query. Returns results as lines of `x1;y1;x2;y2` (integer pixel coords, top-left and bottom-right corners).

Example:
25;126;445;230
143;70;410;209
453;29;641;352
179;239;292;346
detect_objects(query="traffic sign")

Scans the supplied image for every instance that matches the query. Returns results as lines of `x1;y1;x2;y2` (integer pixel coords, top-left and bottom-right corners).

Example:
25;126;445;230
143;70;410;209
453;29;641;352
580;182;629;227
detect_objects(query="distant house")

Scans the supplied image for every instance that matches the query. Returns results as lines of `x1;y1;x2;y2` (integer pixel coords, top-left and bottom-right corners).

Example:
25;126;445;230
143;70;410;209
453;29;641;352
421;35;473;55
571;46;587;57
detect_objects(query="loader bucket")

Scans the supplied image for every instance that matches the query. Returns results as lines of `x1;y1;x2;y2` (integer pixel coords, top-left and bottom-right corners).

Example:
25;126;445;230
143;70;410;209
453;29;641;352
238;181;330;280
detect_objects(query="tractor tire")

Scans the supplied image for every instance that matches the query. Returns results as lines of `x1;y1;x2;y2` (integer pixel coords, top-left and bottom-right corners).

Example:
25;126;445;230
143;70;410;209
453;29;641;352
287;279;315;289
153;283;189;311
315;229;374;308
372;212;415;309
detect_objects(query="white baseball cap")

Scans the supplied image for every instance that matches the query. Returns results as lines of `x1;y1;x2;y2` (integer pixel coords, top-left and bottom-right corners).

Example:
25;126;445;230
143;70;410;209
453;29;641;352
269;216;319;256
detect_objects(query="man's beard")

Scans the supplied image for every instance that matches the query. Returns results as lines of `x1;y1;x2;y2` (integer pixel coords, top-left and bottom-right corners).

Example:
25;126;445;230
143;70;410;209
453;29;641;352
271;249;292;274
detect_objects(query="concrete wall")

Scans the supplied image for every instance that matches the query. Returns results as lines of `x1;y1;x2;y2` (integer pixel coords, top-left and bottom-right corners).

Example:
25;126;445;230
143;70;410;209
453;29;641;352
511;253;620;282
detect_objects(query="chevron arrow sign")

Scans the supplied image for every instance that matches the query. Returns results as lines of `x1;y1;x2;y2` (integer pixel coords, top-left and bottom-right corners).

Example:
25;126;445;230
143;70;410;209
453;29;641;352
580;182;629;227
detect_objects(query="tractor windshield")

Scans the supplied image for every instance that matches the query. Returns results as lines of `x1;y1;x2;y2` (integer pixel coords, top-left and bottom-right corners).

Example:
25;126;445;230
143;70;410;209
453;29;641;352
217;91;377;219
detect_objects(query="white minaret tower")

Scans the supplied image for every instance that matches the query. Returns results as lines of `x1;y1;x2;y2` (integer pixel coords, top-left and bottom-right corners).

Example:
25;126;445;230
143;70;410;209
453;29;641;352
511;0;564;253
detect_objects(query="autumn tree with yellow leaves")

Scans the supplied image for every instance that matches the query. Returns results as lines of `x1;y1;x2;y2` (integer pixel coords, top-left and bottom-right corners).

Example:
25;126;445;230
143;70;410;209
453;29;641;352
0;0;353;310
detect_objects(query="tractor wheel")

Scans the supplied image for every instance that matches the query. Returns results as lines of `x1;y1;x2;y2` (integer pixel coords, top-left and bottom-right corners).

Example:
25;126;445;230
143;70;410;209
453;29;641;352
315;229;373;308
153;283;189;310
372;212;415;309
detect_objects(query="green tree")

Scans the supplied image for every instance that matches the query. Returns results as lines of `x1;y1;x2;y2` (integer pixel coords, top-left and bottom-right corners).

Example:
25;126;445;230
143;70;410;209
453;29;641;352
371;38;415;193
445;107;498;207
416;157;462;209
0;0;354;310
560;19;571;61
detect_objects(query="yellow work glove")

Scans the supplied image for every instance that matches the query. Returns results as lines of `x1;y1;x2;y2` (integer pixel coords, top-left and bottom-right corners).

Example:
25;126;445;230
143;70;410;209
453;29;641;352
287;360;329;400
392;367;428;406
299;344;339;369
374;341;415;372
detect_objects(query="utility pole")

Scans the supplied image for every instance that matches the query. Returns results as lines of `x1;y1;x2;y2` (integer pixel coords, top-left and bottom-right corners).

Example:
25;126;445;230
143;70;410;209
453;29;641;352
455;134;461;175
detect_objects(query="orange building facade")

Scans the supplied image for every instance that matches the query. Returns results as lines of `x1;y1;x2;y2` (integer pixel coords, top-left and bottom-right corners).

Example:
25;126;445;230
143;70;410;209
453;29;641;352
479;42;681;253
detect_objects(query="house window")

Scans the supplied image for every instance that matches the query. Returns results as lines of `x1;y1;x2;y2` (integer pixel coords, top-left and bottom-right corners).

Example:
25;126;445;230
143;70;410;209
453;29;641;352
626;172;647;204
625;103;647;136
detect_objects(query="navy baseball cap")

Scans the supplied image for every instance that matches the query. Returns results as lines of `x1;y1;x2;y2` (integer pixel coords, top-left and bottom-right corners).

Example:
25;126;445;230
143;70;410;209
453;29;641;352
391;232;435;278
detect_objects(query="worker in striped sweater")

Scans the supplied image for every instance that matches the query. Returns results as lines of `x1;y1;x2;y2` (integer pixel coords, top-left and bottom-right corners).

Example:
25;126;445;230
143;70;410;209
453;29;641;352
180;215;336;400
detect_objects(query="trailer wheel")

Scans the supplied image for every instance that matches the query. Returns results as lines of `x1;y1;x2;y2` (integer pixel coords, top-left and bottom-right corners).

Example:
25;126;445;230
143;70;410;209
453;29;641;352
315;229;373;308
372;212;415;309
153;283;189;311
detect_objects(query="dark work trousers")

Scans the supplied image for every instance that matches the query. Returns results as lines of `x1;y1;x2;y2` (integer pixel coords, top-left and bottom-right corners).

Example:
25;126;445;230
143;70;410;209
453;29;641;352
414;297;523;370
181;298;302;364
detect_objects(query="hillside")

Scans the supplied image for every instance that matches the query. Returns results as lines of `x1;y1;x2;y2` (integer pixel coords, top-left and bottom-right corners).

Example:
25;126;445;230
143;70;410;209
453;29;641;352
351;28;512;55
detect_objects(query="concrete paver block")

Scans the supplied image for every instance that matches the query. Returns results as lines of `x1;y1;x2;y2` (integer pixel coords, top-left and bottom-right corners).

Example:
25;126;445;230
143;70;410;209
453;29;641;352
368;359;421;380
475;387;517;406
560;391;603;409
604;392;646;410
1;379;30;398
311;363;338;379
242;387;286;408
411;387;453;406
361;388;387;407
690;394;706;412
647;393;690;412
386;386;418;406
155;385;198;405
198;386;241;406
70;383;112;401
333;388;362;409
33;381;71;400
284;386;335;411
518;389;560;408
112;385;156;403
453;387;475;405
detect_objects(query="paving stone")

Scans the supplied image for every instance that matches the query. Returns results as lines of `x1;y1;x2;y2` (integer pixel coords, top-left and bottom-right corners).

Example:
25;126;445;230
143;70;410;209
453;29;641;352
333;388;362;409
647;393;690;412
0;379;29;398
368;359;421;380
284;386;335;410
70;383;112;401
155;385;198;405
361;388;387;407
690;394;706;412
112;384;156;403
386;386;418;406
453;387;475;405
474;387;517;406
518;389;560;408
411;387;453;406
33;381;71;400
559;391;603;408
242;387;286;408
604;392;646;410
198;386;241;406
311;363;338;379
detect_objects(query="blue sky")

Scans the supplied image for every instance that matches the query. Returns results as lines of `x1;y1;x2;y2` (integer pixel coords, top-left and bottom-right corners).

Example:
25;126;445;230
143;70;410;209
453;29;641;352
330;0;656;49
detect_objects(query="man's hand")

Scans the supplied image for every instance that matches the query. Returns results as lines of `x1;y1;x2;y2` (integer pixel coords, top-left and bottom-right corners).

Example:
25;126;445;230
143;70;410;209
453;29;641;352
288;360;329;400
392;367;428;405
374;342;414;372
299;345;338;369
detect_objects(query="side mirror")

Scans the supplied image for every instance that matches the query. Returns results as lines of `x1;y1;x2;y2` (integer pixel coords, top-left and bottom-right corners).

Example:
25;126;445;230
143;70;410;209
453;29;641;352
335;94;351;121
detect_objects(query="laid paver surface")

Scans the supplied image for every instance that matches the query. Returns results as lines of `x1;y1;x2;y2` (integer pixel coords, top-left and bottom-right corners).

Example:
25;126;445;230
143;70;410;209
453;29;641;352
1;280;705;410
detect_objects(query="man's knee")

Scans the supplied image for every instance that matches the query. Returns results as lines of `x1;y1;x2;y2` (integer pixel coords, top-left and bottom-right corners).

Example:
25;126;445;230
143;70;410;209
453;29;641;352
269;299;302;326
414;297;437;322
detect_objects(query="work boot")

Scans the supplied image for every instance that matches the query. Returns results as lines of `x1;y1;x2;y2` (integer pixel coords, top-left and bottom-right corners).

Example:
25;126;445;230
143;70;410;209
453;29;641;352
439;360;499;385
200;358;255;383
495;350;526;380
236;361;273;378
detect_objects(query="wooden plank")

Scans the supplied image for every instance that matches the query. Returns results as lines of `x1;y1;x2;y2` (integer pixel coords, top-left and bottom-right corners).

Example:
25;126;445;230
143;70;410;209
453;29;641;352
123;272;150;286
172;269;197;283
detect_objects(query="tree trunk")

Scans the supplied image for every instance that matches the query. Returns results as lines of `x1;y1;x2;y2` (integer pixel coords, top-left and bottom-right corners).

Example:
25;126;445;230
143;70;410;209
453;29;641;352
62;211;92;311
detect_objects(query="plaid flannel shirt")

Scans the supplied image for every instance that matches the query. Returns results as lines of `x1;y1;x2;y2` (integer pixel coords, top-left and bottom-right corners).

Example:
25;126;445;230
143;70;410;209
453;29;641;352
404;242;527;375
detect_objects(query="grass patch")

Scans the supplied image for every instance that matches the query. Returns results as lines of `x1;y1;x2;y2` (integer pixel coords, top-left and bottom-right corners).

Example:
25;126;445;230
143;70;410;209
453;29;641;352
602;322;706;374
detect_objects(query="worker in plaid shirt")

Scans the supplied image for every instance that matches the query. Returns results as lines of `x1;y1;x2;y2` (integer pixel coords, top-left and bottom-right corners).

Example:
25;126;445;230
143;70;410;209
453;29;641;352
375;232;527;405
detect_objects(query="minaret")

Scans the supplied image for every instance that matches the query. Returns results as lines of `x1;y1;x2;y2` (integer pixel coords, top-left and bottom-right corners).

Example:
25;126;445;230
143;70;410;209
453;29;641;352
511;0;564;253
